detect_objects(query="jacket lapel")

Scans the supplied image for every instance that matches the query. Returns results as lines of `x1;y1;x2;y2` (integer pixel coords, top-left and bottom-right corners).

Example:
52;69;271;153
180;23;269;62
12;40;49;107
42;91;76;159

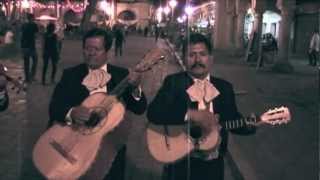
106;64;116;92
75;64;90;101
182;72;198;109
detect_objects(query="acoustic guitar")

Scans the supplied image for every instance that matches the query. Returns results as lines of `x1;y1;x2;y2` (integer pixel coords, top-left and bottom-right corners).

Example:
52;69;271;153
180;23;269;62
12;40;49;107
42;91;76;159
146;106;291;163
32;48;166;179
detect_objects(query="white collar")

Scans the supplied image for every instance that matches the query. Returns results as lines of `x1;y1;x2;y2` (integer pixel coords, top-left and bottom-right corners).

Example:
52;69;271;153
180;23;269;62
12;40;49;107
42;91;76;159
89;64;107;73
190;74;211;82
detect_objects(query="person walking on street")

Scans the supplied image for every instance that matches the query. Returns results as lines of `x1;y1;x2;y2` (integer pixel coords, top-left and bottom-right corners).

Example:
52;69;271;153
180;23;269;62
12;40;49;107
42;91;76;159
41;22;59;85
144;26;149;37
308;29;320;66
21;13;39;83
155;25;160;42
114;25;125;57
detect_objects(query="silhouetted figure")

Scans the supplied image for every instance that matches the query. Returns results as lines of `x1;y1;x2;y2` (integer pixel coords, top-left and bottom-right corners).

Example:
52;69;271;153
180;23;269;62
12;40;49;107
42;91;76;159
113;26;125;57
42;23;59;85
21;13;39;82
308;29;320;66
155;26;160;42
144;26;149;37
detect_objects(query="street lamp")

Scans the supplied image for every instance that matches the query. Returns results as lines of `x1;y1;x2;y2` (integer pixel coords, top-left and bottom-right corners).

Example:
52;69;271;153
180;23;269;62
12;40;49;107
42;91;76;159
99;0;112;15
163;6;170;18
168;0;177;21
21;0;30;9
184;5;193;16
156;7;163;23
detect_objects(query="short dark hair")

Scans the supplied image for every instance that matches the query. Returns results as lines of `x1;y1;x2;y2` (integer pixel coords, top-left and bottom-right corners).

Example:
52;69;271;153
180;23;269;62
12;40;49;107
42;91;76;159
82;28;113;51
186;33;212;54
46;23;55;33
27;13;34;21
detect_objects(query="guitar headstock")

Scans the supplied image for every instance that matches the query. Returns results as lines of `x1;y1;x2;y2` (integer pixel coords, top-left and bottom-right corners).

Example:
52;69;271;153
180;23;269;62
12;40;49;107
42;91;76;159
134;48;167;72
0;64;26;93
259;106;291;126
0;63;7;75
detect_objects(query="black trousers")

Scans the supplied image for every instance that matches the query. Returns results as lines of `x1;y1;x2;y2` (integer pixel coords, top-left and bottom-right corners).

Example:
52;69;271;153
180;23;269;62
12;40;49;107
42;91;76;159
115;42;123;57
164;156;224;180
22;48;38;82
308;50;319;66
42;53;58;84
103;146;126;180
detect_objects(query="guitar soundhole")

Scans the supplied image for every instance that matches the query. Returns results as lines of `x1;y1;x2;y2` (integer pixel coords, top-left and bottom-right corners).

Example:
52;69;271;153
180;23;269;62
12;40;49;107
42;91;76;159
190;126;202;140
85;108;107;128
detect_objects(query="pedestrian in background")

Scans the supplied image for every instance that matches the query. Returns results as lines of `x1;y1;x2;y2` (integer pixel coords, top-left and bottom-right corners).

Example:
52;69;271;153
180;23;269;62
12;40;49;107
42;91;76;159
41;23;59;85
21;13;39;83
155;25;160;42
113;25;125;57
144;26;149;37
308;29;320;66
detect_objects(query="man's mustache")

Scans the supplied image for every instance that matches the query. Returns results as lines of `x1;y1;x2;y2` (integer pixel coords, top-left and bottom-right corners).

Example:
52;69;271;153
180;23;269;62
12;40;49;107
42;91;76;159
191;63;206;69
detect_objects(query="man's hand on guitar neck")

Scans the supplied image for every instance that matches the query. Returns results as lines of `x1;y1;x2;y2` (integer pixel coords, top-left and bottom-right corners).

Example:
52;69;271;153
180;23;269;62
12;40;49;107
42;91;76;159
127;70;142;88
186;109;219;129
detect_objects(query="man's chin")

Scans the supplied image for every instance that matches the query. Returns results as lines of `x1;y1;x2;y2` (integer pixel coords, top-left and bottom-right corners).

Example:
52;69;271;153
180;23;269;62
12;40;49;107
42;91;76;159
87;64;100;69
190;72;208;79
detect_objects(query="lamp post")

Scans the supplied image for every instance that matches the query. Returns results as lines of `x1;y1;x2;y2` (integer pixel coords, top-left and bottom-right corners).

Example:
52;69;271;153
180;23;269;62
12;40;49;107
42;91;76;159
184;5;193;31
99;0;112;27
168;0;177;22
156;7;163;23
21;0;30;14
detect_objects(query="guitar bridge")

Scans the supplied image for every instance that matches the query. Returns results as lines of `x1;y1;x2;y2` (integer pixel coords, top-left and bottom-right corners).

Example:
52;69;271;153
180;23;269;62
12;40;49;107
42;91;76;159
50;139;77;164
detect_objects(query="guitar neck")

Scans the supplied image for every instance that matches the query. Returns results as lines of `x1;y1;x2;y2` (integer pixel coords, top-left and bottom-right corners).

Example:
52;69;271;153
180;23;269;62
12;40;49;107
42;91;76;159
108;77;132;98
222;116;258;130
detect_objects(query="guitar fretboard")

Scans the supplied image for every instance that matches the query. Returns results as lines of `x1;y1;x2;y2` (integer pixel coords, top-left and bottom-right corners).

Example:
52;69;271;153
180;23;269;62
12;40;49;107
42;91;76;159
222;116;257;130
108;76;131;98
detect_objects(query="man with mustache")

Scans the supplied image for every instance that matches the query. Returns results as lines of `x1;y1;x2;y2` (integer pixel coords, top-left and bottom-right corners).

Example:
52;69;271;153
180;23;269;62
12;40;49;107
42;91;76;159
147;33;256;180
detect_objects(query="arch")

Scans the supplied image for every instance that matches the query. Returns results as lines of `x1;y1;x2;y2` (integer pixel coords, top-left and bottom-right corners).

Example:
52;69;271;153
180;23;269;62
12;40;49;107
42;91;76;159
244;9;281;39
262;10;281;38
117;10;136;21
63;9;82;25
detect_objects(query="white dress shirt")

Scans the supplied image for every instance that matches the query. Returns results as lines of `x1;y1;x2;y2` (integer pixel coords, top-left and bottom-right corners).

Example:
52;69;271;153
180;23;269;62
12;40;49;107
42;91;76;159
185;74;221;160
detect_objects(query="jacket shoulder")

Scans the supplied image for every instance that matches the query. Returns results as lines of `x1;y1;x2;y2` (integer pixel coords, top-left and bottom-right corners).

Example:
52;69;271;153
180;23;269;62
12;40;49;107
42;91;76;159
164;72;188;82
211;77;234;92
108;64;129;75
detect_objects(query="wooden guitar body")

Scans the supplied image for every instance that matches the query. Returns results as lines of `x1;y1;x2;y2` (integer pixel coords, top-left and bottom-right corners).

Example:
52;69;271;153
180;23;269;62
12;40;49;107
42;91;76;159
33;93;129;179
146;123;220;163
146;106;291;164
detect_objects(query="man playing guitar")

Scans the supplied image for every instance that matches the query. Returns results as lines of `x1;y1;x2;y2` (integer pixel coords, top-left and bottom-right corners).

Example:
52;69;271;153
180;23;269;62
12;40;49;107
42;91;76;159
48;28;147;180
147;33;256;180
